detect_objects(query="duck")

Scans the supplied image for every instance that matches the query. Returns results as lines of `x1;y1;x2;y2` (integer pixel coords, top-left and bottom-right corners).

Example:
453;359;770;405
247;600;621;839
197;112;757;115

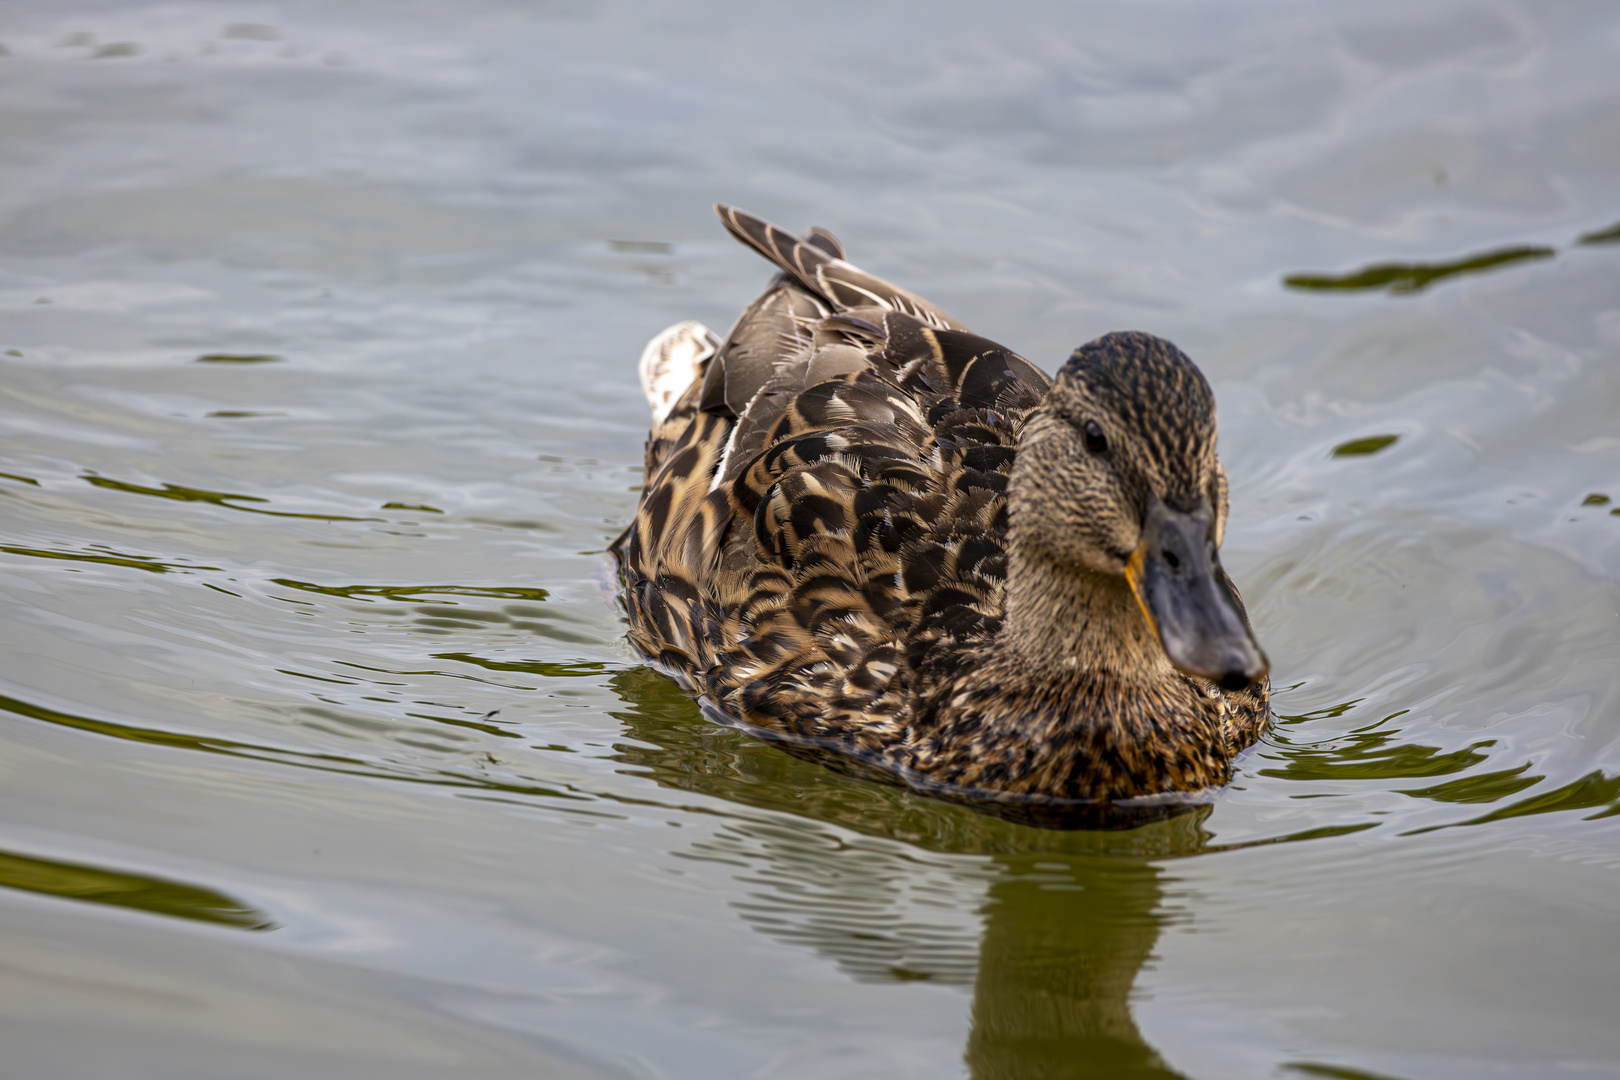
610;205;1269;816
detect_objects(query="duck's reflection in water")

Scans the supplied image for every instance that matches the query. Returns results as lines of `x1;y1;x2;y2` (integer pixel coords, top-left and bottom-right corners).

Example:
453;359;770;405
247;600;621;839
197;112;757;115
609;668;1199;1079
968;856;1184;1079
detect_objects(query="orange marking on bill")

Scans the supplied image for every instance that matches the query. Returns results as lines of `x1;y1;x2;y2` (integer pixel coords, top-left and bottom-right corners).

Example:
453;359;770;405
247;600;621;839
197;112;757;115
1124;539;1159;641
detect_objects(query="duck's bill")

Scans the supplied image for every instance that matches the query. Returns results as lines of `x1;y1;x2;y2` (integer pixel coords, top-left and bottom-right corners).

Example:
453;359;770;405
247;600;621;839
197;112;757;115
1125;501;1269;692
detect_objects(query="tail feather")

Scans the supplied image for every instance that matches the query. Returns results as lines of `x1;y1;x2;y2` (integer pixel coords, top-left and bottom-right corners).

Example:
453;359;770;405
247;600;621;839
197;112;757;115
639;321;718;424
802;226;844;259
715;205;966;331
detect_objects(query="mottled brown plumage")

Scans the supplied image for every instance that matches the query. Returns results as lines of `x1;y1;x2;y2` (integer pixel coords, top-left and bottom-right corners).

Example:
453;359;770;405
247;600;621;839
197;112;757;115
611;206;1269;822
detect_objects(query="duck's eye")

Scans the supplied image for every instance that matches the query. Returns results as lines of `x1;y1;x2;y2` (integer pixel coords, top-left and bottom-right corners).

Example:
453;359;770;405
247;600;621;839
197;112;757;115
1083;420;1108;454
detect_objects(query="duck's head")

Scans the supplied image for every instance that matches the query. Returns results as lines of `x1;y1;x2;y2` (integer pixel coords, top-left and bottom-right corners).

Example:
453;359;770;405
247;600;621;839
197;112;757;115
1009;331;1268;691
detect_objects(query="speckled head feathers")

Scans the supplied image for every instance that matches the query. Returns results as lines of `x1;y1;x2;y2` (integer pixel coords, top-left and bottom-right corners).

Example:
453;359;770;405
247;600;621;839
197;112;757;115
1051;331;1217;510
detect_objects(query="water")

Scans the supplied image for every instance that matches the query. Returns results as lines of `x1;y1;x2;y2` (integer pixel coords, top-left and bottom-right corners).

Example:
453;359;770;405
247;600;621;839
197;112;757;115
2;1;1618;1076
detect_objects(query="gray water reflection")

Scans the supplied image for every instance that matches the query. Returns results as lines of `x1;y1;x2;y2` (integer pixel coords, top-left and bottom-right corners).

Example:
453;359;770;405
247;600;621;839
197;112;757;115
612;666;1202;1076
696;825;1189;1079
608;644;1620;1074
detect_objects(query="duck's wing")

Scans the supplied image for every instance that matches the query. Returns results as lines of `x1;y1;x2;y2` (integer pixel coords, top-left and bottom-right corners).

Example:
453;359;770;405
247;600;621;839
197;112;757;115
697;274;827;422
617;209;1054;746
707;308;1053;732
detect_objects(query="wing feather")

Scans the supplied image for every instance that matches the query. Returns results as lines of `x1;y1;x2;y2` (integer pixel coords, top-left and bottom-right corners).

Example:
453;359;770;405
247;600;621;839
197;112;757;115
615;208;1054;747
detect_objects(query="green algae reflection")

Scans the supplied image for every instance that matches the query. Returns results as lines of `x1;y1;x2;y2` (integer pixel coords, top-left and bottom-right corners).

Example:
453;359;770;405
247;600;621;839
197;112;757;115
1262;712;1494;784
0;846;274;930
0;542;221;575
1287;1063;1415;1080
1332;434;1399;457
270;579;549;603
83;474;381;522
1417;770;1620;832
0;689;594;807
1266;705;1620;828
1577;220;1620;246
1285;245;1554;295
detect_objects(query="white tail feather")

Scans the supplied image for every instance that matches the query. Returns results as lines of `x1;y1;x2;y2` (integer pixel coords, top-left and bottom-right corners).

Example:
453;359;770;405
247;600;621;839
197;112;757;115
639;321;718;424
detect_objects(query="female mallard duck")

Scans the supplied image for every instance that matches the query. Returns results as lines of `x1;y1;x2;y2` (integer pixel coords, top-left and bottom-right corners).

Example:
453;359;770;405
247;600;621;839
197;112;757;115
612;206;1269;817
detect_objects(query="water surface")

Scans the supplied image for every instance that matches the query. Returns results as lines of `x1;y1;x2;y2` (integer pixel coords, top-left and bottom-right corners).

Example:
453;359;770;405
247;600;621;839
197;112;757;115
2;1;1619;1076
